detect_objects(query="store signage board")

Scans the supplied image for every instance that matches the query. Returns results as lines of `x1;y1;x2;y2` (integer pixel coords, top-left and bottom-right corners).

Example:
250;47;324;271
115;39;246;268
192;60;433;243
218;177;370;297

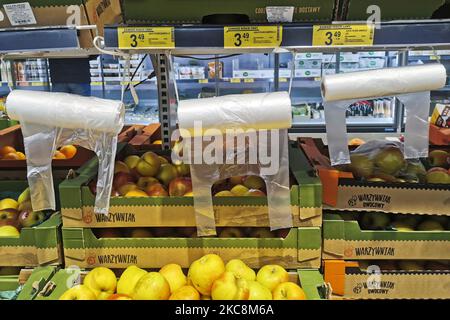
312;24;375;47
117;27;175;49
224;26;283;48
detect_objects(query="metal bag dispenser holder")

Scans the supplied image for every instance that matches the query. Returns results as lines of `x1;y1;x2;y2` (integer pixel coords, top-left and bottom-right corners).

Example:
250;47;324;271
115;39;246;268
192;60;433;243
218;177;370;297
177;92;293;237
321;64;447;165
6;90;125;214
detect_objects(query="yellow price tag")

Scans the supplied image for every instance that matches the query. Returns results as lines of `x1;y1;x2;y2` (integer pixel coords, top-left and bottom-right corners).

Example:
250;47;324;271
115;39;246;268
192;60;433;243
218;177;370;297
31;82;44;86
244;78;254;83
312;24;375;47
118;27;175;49
230;78;241;83
91;82;103;86
430;55;440;60
198;79;208;84
224;26;282;48
279;77;287;82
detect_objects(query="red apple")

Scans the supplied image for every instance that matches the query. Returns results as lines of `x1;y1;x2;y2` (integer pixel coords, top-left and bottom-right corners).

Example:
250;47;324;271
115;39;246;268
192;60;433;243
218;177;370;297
113;172;136;190
169;177;192;196
145;183;168;197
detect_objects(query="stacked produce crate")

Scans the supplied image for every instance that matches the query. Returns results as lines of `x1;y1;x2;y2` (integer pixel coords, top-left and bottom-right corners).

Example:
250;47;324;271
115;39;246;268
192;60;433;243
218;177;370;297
296;137;450;299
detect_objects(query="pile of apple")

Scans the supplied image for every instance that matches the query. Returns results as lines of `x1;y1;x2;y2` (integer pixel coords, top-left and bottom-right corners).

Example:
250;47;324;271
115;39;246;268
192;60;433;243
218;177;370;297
358;260;449;272
91;150;269;198
0;188;48;238
93;227;290;239
347;147;450;184
60;254;306;300
340;212;449;231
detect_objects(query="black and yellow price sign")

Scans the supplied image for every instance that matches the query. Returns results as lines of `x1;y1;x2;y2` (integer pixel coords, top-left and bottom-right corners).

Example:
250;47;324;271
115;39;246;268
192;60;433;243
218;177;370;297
224;26;282;48
117;27;175;49
312;24;375;46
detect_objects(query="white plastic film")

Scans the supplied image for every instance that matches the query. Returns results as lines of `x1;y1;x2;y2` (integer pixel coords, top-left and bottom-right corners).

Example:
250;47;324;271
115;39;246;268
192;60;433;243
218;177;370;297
178;91;292;136
321;64;446;165
321;64;446;102
6;90;124;214
177;92;293;237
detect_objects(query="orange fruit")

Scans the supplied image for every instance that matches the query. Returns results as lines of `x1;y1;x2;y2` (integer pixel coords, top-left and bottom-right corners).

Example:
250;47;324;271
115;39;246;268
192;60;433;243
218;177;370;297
59;145;77;159
0;146;16;158
16;152;26;160
53;150;66;160
3;152;20;160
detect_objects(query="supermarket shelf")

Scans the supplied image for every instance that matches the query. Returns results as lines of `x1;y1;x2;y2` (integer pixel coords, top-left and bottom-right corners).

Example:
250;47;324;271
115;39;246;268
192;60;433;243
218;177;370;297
104;20;450;54
294;117;395;126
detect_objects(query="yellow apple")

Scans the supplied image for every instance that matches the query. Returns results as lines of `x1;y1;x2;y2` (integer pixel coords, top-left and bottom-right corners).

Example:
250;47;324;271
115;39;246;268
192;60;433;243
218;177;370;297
272;282;306;300
225;259;256;281
17;188;30;204
83;267;117;300
256;265;289;292
237;279;272;300
187;254;225;296
132;272;170;300
0;198;18;211
211;272;244;300
169;285;200;300
201;295;211;300
160;263;187;293
0;225;20;237
117;265;147;296
124;155;140;170
59;285;96;300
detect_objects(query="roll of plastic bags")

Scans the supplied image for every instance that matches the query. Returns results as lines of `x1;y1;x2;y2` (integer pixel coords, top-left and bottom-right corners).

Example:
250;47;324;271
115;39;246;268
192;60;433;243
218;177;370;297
321;64;447;165
6;90;124;214
176;92;293;236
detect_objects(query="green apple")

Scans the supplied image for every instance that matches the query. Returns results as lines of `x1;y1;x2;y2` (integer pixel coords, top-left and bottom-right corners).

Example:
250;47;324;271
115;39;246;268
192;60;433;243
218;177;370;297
359;212;391;230
156;164;178;187
428;150;449;168
349;154;374;178
18;210;46;228
374;147;406;175
243;176;265;190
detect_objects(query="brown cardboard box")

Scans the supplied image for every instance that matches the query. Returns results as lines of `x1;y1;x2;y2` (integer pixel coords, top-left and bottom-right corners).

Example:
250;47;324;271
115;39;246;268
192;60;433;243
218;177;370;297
0;1;122;48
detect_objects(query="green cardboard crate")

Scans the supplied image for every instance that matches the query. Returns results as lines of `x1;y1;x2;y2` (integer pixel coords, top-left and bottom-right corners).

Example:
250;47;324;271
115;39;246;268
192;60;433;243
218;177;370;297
0;213;63;267
323;213;450;260
122;0;337;24
62;226;322;269
0;119;19;130
60;141;322;228
342;0;447;21
0;266;57;300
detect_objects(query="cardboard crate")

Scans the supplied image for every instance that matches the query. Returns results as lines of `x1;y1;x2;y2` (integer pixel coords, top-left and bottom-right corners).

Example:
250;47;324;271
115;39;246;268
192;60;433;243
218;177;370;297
117;123;162;150
430;124;450;146
60;141;322;228
30;267;326;300
0;119;19;130
0;0;122;49
297;137;450;216
62;226;322;269
324;260;450;299
122;0;337;24
0;267;58;300
0;213;63;267
0;125;95;170
341;0;447;21
323;213;450;261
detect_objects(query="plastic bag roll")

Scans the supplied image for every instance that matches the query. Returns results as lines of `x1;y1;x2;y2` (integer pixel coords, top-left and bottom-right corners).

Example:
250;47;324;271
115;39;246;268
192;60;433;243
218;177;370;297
5;90;124;214
7;90;124;134
321;64;447;102
178;92;292;136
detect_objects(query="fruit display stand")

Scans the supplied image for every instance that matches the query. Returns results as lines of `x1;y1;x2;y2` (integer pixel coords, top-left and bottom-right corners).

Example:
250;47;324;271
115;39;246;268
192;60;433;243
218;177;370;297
59;141;322;228
322;213;450;261
324;260;450;299
297;137;450;216
0;125;95;170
